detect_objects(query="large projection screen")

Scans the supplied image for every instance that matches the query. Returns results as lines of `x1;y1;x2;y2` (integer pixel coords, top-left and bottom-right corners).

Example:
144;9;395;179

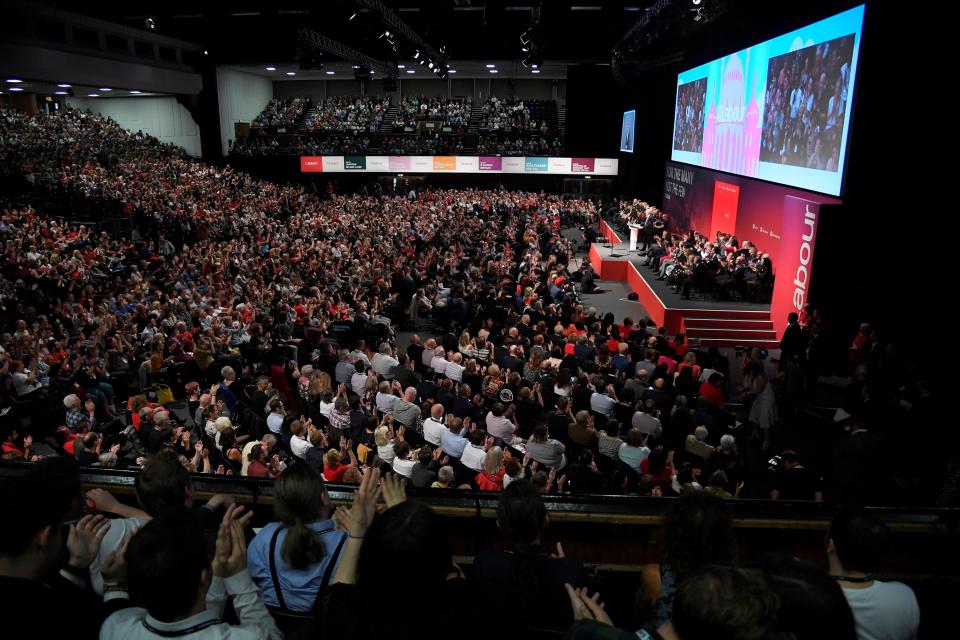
671;4;865;196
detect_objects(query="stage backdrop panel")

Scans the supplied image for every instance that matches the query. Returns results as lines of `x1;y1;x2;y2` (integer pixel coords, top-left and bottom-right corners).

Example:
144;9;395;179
663;161;840;336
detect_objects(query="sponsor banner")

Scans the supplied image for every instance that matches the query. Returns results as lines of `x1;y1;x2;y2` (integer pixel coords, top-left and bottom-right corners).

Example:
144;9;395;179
322;156;345;172
770;196;820;337
299;156;620;175
502;157;525;173
300;156;322;172
344;156;366;170
525;157;548;172
366;156;388;172
594;158;619;174
456;156;479;172
411;156;433;172
388;156;410;171
479;156;502;171
432;156;457;171
548;157;571;173
571;158;595;173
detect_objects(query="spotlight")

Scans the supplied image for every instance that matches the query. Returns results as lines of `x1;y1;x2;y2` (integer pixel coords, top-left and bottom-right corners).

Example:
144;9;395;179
419;58;425;65
9;87;23;92
692;0;702;4
428;61;434;69
349;12;357;21
413;50;420;59
57;83;71;87
145;17;156;31
265;66;276;71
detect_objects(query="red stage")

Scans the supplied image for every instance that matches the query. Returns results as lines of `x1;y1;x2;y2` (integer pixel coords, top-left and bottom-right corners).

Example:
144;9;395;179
590;220;779;348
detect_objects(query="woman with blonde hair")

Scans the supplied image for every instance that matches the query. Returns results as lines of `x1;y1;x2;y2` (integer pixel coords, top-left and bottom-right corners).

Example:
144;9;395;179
481;363;503;400
458;331;476;357
374;423;396;464
476;446;505;491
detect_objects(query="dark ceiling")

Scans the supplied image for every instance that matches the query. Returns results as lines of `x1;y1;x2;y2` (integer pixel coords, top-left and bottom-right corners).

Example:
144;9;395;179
32;1;869;72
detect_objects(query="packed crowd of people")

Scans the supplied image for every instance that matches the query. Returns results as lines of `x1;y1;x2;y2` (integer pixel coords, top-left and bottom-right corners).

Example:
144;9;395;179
0;101;939;640
303;96;389;133
381;133;464;155
672;79;706;153
394;96;472;130
618;200;775;302
251;98;310;130
477;135;563;156
478;97;556;134
231;134;373;157
760;34;855;171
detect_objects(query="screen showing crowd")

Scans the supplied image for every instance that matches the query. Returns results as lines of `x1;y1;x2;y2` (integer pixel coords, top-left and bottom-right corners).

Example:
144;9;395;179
670;5;864;196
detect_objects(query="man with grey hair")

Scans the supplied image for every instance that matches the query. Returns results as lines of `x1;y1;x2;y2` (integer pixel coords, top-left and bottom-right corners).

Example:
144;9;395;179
392;386;421;429
63;394;87;432
371;342;399;379
432;465;455;488
685;425;713;464
444;352;465;383
335;349;354;385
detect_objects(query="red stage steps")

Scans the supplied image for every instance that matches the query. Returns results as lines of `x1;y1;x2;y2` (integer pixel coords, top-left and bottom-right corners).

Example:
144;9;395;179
681;314;779;349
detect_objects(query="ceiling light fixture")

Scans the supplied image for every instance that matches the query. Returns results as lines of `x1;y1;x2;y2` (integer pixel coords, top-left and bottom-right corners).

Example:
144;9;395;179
57;83;71;88
265;66;276;71
286;71;296;76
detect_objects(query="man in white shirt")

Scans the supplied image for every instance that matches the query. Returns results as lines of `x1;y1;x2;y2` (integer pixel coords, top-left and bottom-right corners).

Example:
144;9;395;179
444;352;465;382
289;420;314;459
460;430;488;472
100;505;282;640
430;347;449;377
391;440;416;478
422;404;446;446
827;512;920;640
350;362;368;397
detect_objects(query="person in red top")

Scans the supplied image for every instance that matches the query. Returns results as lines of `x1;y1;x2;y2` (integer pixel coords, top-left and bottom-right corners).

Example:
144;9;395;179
640;446;675;493
323;445;357;483
669;333;689;358
677;352;702;381
698;373;725;406
476;446;506;491
246;443;282;478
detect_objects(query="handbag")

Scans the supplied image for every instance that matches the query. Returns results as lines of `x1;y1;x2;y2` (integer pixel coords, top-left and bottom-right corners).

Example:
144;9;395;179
152;383;174;405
